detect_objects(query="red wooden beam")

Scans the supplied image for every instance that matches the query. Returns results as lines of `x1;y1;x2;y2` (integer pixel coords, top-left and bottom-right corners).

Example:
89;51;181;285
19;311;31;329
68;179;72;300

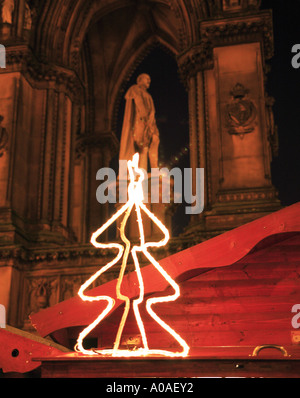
34;352;300;378
30;203;300;339
0;325;70;374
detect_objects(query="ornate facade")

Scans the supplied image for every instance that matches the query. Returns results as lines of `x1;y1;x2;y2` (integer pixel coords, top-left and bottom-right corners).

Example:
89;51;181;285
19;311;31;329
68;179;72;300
0;0;280;330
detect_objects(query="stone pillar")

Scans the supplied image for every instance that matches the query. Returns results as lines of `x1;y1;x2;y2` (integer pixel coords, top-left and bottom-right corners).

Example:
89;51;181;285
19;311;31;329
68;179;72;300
0;43;84;245
178;42;214;234
40;88;56;224
0;39;84;323
87;144;104;241
16;0;26;38
36;88;75;243
80;132;118;242
178;9;281;240
0;73;20;244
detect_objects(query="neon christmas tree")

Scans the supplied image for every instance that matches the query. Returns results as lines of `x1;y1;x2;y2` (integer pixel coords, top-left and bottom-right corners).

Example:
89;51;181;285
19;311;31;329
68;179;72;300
75;153;189;357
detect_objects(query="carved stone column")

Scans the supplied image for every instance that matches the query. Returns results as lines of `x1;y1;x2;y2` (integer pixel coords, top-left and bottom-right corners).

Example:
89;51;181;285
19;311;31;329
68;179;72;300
178;9;281;240
177;42;214;229
77;131;119;242
0;44;85;245
35;88;76;243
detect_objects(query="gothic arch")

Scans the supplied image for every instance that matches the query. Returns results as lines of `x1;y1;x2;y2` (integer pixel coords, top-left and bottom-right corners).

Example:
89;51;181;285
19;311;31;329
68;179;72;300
110;38;178;135
34;0;208;69
75;0;196;136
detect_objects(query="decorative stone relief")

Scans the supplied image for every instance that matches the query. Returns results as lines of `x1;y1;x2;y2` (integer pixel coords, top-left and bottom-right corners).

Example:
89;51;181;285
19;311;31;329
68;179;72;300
201;16;273;60
222;0;261;12
60;275;85;301
222;0;242;12
225;83;257;139
25;277;58;321
177;41;214;83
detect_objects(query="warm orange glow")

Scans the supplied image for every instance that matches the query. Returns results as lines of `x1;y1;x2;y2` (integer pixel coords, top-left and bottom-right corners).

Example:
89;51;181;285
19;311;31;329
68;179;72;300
75;153;189;357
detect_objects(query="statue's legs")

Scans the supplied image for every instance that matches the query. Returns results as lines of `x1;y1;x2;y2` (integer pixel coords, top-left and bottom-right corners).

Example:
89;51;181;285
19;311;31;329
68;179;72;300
139;147;148;171
149;135;159;169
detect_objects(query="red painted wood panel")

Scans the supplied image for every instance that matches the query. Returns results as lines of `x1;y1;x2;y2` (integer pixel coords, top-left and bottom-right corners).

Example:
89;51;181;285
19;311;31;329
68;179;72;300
30;203;300;340
0;326;70;374
63;231;299;355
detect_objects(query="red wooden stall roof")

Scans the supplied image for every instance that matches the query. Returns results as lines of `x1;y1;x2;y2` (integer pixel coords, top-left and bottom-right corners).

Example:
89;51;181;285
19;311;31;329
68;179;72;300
30;202;300;339
0;325;70;374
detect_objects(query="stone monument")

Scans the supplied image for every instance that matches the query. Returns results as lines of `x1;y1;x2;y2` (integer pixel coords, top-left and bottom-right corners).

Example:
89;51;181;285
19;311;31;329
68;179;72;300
118;74;173;240
119;73;159;171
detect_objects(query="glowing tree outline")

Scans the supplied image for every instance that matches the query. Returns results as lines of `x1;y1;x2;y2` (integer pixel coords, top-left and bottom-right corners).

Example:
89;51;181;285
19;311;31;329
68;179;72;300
75;153;189;357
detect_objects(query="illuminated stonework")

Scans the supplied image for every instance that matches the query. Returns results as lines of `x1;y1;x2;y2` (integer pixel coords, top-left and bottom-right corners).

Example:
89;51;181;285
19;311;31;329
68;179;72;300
75;153;190;357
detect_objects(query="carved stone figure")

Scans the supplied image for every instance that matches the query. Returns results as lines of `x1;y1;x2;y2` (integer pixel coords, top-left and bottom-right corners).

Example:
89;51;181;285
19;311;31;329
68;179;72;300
1;0;14;24
119;73;159;170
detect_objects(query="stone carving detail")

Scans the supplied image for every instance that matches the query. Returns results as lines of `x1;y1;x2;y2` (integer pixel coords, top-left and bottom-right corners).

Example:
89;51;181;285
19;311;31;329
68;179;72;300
265;94;278;158
225;83;257;139
217;188;277;203
223;0;261;10
25;277;58;318
177;41;214;83
221;0;261;12
222;0;242;11
4;48;84;102
61;275;84;301
201;17;273;60
21;271;119;327
1;0;14;24
0;115;9;157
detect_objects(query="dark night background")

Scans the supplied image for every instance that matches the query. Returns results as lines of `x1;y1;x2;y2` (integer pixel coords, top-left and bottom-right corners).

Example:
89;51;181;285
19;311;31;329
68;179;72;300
113;0;300;235
261;0;300;206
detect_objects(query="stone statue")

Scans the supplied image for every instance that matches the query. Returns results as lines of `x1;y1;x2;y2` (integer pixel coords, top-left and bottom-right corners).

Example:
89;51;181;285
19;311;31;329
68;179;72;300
119;73;159;171
1;0;15;24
